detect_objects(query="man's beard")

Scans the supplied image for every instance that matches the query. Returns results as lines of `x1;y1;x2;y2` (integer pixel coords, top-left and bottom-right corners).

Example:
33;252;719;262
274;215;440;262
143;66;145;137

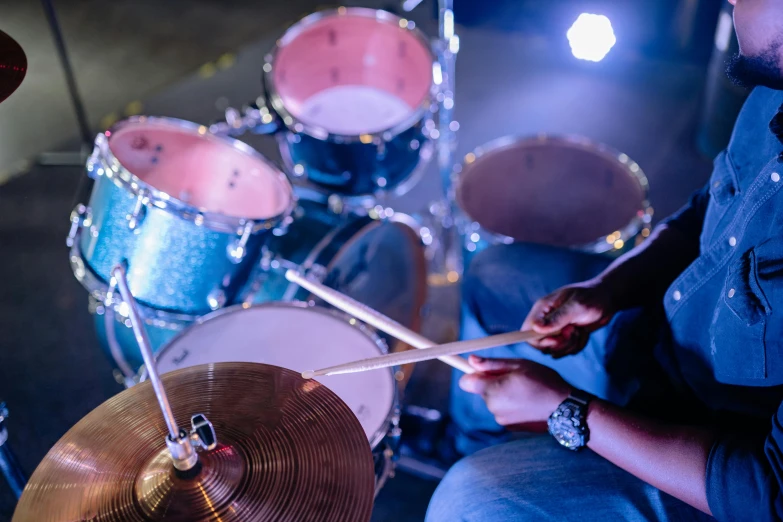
726;39;783;90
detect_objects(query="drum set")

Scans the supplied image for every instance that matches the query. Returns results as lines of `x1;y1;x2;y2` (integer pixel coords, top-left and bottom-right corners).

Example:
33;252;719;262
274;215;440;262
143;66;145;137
4;6;655;519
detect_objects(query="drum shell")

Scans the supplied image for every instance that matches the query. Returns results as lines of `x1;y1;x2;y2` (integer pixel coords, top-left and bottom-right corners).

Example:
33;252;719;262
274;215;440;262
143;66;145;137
455;135;653;266
92;305;193;372
91;199;426;377
276;118;432;198
241;200;377;303
261;7;436;199
80;168;269;315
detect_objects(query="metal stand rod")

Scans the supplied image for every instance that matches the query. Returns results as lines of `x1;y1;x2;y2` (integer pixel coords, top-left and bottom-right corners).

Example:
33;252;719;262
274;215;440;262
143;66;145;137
437;0;458;202
0;404;27;499
110;263;198;471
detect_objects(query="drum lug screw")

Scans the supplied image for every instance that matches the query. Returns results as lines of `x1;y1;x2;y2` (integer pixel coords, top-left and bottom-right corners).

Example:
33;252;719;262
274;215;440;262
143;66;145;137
227;221;255;263
126;190;147;232
307;264;328;282
207;289;227;310
66;204;88;247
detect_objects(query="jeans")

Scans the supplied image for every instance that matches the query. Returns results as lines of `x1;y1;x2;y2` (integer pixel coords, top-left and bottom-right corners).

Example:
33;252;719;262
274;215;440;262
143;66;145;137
432;243;712;521
426;435;714;522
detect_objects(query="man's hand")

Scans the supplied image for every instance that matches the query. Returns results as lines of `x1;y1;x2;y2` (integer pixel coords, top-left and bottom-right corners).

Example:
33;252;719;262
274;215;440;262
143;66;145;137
520;281;617;358
459;355;571;426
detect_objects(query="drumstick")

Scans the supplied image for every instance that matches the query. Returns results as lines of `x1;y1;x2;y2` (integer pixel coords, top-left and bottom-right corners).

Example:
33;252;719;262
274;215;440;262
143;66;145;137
285;269;476;374
302;330;545;378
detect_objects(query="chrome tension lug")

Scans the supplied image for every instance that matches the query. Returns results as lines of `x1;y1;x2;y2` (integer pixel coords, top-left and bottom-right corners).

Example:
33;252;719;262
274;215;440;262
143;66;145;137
66;204;88;247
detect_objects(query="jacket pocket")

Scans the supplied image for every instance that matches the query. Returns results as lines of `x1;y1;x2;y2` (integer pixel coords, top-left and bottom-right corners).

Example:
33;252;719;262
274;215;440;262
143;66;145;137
709;247;769;383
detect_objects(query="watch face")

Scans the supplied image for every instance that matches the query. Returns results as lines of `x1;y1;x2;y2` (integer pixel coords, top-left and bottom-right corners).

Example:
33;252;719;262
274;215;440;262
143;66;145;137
551;419;582;448
548;402;586;450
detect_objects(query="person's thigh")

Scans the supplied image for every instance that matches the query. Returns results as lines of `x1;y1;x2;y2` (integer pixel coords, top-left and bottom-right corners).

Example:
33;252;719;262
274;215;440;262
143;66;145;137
462;242;613;335
426;436;715;522
453;243;648;452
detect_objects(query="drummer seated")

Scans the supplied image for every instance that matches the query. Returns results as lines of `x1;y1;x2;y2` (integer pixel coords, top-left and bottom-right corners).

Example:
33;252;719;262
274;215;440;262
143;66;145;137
427;4;783;521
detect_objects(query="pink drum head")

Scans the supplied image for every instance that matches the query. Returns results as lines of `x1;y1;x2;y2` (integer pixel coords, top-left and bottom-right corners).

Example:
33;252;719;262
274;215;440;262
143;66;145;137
457;137;646;247
272;10;433;135
155;304;396;446
108;120;292;220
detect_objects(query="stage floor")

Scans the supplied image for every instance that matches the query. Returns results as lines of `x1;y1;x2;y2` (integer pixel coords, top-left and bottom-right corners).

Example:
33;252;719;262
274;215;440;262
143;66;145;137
0;2;713;520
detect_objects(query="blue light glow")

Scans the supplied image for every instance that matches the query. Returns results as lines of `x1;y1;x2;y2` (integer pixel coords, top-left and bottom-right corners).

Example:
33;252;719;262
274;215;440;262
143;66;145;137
567;13;616;62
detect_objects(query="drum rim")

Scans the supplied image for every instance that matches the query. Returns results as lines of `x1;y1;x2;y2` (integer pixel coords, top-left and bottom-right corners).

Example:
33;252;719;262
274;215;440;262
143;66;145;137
454;134;653;254
152;300;399;450
90;116;297;234
71;243;198;327
263;7;436;143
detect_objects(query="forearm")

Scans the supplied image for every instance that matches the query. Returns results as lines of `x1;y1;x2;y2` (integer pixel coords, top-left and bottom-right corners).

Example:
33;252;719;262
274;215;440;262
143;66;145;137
586;399;714;515
592;224;700;310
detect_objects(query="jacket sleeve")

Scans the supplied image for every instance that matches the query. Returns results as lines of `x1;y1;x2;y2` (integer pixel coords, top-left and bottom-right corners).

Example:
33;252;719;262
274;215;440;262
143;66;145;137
706;404;783;521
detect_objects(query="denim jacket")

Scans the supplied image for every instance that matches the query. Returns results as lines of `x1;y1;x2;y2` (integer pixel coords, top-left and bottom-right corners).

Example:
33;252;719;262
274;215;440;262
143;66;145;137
660;87;783;521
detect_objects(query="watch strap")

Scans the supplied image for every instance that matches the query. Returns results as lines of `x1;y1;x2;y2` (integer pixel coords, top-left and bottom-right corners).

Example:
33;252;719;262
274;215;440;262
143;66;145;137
567;389;593;406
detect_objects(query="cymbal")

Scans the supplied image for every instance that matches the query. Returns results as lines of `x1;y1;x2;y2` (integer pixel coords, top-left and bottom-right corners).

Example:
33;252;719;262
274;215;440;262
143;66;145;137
0;29;26;104
13;362;375;521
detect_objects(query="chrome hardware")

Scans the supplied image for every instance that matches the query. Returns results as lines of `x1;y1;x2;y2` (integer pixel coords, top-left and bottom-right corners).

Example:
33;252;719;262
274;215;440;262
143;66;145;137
66;204;88;247
207;289;227;310
190;414;217;451
86;136;105;179
327;195;345;215
112;262;208;472
165;429;199;471
224;106;243;130
307;263;328;282
126;190;147;231
227;221;254;263
209;103;275;137
273;215;293;237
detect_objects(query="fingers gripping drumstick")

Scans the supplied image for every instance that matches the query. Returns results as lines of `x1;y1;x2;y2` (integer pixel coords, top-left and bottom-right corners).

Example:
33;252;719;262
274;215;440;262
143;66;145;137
285;269;476;374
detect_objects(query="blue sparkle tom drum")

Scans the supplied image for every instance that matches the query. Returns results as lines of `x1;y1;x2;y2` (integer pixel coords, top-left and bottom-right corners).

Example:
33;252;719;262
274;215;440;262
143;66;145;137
259;8;436;199
69;116;295;315
86;198;427;385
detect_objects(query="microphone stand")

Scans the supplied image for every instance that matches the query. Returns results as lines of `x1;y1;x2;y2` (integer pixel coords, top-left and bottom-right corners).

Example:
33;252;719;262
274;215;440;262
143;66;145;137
37;0;93;168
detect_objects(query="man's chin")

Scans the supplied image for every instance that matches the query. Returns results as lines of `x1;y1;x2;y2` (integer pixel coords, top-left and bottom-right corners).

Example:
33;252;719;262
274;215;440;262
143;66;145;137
726;53;783;90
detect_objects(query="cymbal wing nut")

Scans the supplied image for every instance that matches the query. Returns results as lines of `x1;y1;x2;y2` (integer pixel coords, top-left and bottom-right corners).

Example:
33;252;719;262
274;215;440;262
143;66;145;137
191;414;217;451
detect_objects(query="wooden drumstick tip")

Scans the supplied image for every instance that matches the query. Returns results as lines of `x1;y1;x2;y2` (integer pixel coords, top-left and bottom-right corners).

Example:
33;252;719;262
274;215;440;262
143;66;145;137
301;370;316;380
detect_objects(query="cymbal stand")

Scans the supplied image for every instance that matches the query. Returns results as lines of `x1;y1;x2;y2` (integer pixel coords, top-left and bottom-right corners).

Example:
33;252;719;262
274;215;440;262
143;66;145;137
0;403;27;499
422;0;463;284
110;262;217;473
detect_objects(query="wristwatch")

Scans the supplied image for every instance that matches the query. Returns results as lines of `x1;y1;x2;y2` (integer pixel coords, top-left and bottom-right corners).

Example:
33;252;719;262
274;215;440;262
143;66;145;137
547;389;593;451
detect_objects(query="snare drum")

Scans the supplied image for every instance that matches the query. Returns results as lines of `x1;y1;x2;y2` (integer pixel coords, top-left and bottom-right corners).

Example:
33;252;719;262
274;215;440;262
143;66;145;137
456;135;652;262
152;302;400;495
260;8;435;199
69;116;295;314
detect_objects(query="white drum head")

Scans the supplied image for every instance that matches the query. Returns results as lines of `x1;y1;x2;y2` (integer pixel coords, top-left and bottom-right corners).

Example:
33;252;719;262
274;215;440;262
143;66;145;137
156;303;396;447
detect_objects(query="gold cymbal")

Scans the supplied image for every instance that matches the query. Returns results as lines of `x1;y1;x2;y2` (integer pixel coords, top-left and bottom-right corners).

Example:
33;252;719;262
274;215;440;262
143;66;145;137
0;29;26;104
13;362;375;521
